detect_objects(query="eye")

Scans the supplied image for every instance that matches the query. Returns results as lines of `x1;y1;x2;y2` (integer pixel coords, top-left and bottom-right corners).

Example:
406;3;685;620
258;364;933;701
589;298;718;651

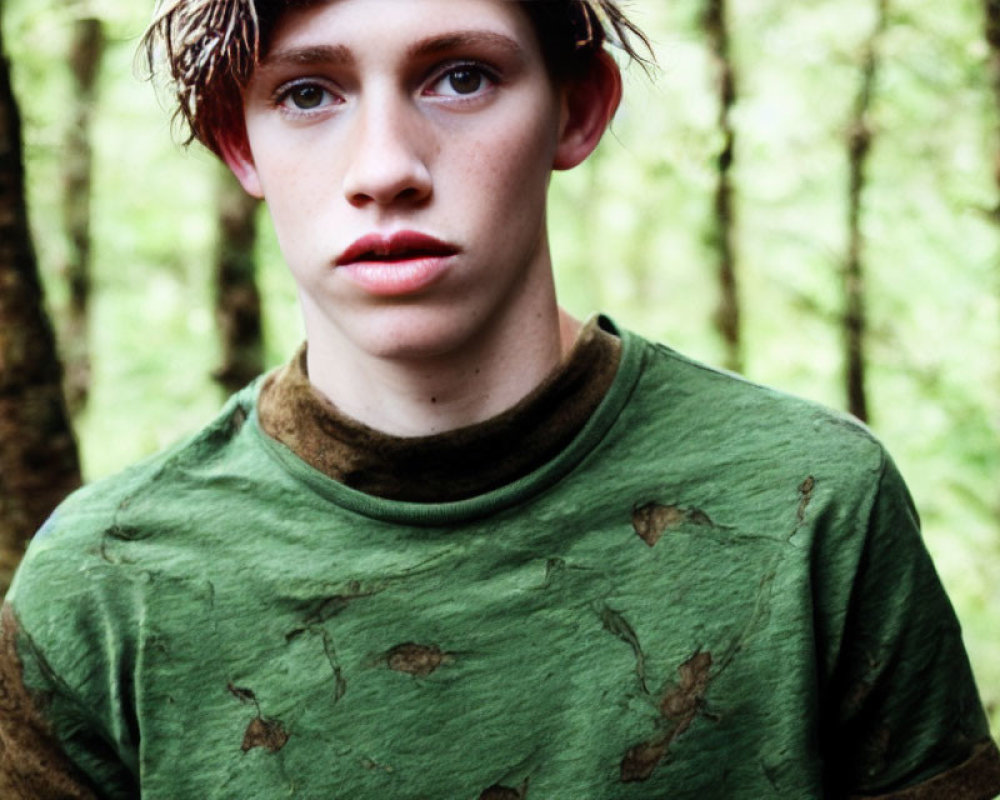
426;64;496;98
287;85;326;109
275;81;339;113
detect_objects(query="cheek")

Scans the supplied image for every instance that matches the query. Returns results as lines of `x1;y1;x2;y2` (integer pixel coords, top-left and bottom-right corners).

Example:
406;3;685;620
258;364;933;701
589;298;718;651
469;113;558;207
255;156;333;258
494;138;555;232
246;122;333;216
261;192;333;288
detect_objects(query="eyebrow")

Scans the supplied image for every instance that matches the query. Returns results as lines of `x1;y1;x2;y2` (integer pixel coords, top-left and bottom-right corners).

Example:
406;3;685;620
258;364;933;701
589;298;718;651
406;31;525;61
259;44;353;71
260;31;525;72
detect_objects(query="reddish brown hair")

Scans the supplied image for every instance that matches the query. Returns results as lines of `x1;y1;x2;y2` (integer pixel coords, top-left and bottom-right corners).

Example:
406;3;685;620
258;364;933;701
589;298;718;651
142;0;652;157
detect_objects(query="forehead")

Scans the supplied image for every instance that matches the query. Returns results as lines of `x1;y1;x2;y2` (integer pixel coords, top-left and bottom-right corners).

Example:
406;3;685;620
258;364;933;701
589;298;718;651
261;0;539;60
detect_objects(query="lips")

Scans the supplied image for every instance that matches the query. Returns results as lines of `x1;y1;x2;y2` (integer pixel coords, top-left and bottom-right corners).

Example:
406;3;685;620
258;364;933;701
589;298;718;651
334;231;460;296
335;231;459;267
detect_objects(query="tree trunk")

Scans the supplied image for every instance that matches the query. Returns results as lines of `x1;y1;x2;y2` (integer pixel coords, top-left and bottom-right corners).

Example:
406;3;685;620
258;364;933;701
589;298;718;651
843;0;888;423
61;16;105;414
0;20;82;596
213;165;263;395
702;0;742;373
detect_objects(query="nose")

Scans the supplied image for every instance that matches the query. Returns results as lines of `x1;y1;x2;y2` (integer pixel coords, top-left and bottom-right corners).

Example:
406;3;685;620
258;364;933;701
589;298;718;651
342;93;433;209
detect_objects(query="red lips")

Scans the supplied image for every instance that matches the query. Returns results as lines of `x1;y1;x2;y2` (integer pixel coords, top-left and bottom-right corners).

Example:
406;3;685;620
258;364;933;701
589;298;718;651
333;230;460;296
335;231;459;266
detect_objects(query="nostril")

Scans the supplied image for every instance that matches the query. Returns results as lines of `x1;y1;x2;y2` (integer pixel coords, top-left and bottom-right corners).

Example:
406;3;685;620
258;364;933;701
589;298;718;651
396;187;424;202
347;191;375;208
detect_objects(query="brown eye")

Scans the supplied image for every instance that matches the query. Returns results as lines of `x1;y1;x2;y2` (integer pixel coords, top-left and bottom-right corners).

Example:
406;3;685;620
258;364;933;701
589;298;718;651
425;63;496;99
447;68;483;95
290;85;326;109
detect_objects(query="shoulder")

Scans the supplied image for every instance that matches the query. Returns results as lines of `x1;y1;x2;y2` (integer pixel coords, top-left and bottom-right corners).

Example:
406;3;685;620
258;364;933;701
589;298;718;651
6;382;263;620
622;329;887;488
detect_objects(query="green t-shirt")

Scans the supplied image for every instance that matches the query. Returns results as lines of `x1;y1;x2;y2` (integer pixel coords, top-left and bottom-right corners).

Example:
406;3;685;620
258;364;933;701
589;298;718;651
4;324;998;798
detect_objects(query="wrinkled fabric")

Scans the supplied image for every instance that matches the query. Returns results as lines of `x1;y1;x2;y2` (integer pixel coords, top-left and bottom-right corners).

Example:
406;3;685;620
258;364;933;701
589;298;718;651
0;606;101;799
3;320;999;799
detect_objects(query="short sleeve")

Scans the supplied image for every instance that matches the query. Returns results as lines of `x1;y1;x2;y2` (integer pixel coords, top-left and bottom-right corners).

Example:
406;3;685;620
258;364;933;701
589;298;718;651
820;456;1000;797
2;513;140;800
0;603;104;799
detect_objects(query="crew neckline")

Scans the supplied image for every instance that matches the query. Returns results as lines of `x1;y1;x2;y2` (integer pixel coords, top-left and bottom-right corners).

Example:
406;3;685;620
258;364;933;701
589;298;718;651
248;317;646;526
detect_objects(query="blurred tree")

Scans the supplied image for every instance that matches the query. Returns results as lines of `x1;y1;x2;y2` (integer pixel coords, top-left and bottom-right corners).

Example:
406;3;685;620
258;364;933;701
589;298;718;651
701;0;742;373
213;164;263;395
61;14;104;413
983;0;1000;533
843;0;888;423
988;0;1000;199
0;14;81;595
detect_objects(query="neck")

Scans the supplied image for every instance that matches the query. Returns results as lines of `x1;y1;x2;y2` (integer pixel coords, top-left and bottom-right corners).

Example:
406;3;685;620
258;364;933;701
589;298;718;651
301;284;580;437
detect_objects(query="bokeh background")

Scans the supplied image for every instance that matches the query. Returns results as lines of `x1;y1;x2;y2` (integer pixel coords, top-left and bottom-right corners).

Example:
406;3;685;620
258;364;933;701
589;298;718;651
4;0;998;734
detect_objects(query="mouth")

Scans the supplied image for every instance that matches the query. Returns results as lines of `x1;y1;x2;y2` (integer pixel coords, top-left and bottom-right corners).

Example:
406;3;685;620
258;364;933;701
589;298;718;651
336;231;459;266
334;231;460;297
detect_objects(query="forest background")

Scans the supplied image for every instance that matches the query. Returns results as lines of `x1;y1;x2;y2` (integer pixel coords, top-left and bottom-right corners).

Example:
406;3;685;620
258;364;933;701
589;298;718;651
2;0;998;736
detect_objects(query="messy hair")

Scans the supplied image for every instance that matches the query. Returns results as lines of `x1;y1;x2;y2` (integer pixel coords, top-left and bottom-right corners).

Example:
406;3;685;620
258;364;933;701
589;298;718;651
141;0;653;157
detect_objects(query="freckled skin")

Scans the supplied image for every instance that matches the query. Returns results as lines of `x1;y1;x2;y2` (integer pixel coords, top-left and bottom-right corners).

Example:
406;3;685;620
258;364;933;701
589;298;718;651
220;0;621;437
232;0;567;398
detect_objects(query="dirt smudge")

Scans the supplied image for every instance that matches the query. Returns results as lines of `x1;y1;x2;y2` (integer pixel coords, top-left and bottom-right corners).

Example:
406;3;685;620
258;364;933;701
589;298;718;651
479;781;528;799
228;683;290;754
620;650;714;782
797;476;816;524
241;716;289;753
632;502;713;547
597;603;649;694
660;650;712;727
384;643;451;677
320;630;347;701
621;737;670;782
285;582;376;641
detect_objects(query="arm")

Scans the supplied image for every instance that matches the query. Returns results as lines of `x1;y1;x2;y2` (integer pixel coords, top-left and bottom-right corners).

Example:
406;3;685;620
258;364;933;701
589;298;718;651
0;604;102;799
820;456;1000;798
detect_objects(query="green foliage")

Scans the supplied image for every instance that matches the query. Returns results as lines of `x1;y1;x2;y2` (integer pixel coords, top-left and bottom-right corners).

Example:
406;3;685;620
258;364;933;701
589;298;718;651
4;0;999;734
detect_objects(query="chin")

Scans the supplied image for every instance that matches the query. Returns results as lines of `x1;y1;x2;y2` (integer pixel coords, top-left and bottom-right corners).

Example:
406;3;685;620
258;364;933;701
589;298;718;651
341;307;482;363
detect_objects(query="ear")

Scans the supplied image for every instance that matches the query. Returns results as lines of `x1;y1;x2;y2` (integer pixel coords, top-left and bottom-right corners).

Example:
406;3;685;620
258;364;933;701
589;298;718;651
218;131;265;199
553;51;623;171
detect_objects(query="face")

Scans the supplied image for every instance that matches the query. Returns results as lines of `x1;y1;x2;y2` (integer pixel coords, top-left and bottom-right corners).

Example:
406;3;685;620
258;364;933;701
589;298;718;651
232;0;594;364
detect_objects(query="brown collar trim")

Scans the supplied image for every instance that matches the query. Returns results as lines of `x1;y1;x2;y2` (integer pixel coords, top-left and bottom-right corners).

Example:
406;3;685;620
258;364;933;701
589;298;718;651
257;319;622;502
848;740;1000;799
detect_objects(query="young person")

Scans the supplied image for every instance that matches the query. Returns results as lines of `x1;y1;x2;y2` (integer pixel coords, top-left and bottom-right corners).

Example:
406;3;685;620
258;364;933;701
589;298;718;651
2;0;999;796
